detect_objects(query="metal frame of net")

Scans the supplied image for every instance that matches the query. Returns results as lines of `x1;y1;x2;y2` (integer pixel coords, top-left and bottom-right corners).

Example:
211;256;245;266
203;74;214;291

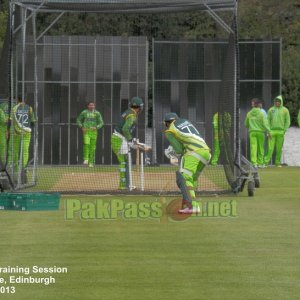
0;0;244;195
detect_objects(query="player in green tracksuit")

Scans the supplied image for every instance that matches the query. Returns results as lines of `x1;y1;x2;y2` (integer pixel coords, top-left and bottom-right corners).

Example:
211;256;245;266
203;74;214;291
211;112;220;166
164;112;211;214
77;101;104;167
9;97;36;172
264;95;290;167
245;99;271;168
0;101;9;166
111;97;143;190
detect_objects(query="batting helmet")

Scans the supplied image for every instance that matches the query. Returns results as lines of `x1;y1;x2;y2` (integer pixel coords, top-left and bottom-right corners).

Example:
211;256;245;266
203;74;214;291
164;112;179;122
130;97;144;108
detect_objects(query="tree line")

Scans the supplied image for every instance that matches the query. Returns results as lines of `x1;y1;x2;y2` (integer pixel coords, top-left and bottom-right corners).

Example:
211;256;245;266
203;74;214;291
0;0;299;123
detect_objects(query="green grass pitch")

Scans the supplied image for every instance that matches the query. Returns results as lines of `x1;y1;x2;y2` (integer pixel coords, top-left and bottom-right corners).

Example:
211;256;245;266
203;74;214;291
0;167;300;299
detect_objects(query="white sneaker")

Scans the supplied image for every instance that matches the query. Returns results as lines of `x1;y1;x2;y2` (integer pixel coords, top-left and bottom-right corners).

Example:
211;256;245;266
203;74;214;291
83;160;88;165
129;186;136;190
178;206;201;214
88;163;94;168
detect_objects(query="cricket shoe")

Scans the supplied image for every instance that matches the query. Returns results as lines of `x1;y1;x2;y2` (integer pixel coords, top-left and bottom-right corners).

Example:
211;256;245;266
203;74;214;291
83;160;88;165
178;201;201;214
178;206;201;214
119;185;137;191
88;164;94;168
128;186;137;190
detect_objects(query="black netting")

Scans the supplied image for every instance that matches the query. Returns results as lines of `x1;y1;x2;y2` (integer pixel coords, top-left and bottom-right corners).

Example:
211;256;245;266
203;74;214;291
0;16;11;100
218;18;238;189
13;1;236;13
0;12;12;189
0;1;277;195
239;40;281;159
153;40;230;192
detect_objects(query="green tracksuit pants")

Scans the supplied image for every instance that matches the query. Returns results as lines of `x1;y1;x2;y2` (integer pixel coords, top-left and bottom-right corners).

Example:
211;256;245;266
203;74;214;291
111;134;127;188
180;149;211;200
249;131;265;165
264;130;285;166
83;129;98;165
0;126;7;166
9;132;31;168
210;135;220;166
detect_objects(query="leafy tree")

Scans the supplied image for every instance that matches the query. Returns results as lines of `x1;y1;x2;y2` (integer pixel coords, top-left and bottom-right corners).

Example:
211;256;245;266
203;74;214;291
239;0;300;124
0;10;7;50
0;1;299;123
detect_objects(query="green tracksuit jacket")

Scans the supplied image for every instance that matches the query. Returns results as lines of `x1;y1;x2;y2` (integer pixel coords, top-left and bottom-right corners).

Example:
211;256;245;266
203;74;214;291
114;108;137;141
76;109;104;165
76;109;104;130
165;118;210;201
265;95;290;166
245;107;271;133
267;95;290;132
245;107;270;165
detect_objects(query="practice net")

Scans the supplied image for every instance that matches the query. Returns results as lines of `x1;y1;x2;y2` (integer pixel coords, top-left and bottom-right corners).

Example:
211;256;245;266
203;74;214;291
0;0;239;195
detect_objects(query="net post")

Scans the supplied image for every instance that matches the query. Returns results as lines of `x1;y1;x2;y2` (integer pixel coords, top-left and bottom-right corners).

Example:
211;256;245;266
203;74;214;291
32;10;38;184
151;38;157;165
7;2;15;189
127;150;133;191
140;151;144;192
136;139;140;166
16;6;27;189
234;3;241;171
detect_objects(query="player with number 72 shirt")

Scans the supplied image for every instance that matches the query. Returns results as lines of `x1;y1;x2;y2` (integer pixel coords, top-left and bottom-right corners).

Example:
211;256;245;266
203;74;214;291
9;97;36;169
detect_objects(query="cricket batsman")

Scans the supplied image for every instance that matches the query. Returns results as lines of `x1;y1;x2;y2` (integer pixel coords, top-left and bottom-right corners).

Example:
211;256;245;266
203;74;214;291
76;101;104;167
245;98;271;168
111;97;143;190
9;96;36;178
164;112;211;214
0;100;9;167
210;112;220;166
264;95;290;167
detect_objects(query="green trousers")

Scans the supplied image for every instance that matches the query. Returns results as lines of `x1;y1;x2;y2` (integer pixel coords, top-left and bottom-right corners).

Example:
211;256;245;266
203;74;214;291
210;135;220;166
249;131;265;165
9;132;31;168
83;129;98;164
0;126;7;166
264;130;285;166
111;134;127;188
181;149;211;199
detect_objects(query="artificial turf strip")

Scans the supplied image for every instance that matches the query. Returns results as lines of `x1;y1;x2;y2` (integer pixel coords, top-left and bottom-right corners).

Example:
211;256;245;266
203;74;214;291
0;167;299;299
